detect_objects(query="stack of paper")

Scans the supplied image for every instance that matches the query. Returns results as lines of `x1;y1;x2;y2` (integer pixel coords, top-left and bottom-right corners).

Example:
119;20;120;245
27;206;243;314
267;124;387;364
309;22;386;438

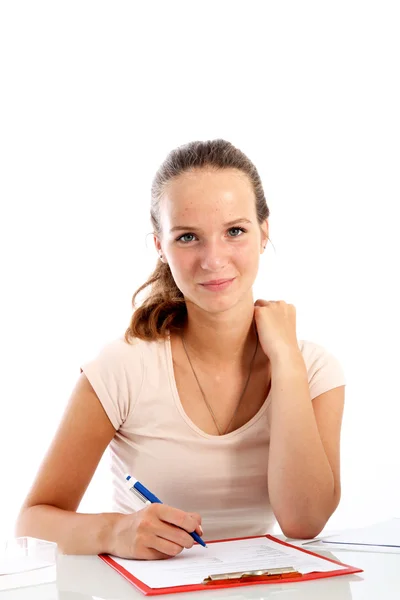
303;518;400;553
0;537;56;591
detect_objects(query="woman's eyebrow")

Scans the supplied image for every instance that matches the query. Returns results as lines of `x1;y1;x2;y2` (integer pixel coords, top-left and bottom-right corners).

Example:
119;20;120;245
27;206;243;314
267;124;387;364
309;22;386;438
170;218;252;233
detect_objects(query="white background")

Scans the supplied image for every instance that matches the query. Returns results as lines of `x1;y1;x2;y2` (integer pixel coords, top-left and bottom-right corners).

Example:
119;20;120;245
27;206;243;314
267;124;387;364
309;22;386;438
1;1;399;540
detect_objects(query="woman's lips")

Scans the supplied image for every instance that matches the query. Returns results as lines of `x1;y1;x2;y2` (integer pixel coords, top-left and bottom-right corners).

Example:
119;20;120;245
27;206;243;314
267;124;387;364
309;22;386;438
199;278;235;291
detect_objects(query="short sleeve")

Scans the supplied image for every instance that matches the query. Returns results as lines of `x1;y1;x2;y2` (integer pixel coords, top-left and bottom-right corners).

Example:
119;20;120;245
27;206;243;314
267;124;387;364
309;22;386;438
299;340;346;400
80;337;144;430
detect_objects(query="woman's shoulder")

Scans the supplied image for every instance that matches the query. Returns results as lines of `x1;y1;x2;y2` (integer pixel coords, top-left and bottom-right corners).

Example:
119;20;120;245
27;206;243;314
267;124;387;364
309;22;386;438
298;339;346;399
89;334;167;358
80;335;169;428
298;339;339;362
81;334;169;377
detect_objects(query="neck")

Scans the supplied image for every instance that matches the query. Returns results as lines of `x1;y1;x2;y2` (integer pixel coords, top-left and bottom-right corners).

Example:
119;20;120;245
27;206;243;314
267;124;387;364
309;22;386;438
181;297;257;367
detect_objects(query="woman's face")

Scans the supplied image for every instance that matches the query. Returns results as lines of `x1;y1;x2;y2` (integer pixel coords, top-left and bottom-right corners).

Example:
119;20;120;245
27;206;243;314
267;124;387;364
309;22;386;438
155;168;268;314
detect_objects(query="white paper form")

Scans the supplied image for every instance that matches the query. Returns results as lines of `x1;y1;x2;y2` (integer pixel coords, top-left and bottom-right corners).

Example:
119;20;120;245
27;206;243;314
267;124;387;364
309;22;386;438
0;537;57;591
109;536;345;589
315;518;400;548
0;557;53;576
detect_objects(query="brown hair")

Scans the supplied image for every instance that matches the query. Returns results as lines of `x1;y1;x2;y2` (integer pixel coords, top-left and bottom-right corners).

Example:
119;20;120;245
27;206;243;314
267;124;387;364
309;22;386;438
125;139;270;342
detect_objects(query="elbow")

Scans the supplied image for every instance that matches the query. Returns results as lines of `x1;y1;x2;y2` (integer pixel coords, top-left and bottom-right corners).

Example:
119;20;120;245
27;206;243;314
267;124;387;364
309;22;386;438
15;517;26;539
280;522;325;540
15;505;32;537
276;507;328;539
277;495;341;540
15;503;44;538
279;511;330;539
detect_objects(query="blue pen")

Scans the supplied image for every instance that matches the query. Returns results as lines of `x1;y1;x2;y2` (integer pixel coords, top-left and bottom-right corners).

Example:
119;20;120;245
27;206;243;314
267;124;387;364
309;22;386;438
125;474;207;548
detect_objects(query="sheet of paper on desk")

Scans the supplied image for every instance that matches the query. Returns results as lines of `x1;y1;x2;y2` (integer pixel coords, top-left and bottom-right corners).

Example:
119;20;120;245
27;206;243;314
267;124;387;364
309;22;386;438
0;556;53;576
318;518;400;548
0;558;56;592
110;537;345;589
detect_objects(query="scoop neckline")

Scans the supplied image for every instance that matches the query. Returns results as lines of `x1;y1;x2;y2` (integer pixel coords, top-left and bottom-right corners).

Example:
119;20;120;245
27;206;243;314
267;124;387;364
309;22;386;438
164;332;272;440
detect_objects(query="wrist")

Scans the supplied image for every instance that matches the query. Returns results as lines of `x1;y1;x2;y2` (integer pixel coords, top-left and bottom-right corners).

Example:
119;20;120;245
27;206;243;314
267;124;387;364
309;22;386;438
99;512;125;555
269;345;304;368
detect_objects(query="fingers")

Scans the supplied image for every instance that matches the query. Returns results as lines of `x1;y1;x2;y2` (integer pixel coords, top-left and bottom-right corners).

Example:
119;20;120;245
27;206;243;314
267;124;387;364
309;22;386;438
255;299;280;306
195;523;204;536
137;547;173;560
150;520;195;553
138;528;187;558
254;299;295;311
132;505;202;559
254;299;269;307
157;505;202;535
132;523;187;560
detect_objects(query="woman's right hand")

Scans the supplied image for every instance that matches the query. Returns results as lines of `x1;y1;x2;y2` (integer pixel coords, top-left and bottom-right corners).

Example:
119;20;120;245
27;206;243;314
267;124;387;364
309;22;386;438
110;504;203;559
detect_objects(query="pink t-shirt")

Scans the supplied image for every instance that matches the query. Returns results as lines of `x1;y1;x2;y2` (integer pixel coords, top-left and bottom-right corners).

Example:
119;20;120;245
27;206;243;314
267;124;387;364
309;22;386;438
81;335;345;540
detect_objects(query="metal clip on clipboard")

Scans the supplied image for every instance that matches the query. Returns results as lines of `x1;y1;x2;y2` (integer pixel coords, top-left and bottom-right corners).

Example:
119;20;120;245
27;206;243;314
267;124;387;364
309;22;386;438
203;566;301;584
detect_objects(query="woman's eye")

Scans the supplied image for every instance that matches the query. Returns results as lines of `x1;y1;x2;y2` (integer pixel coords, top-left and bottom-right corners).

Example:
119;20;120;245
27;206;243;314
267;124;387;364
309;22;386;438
228;227;245;237
177;228;246;243
178;233;196;243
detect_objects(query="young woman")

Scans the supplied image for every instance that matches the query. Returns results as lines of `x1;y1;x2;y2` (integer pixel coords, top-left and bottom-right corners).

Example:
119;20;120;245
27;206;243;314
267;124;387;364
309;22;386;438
16;139;345;560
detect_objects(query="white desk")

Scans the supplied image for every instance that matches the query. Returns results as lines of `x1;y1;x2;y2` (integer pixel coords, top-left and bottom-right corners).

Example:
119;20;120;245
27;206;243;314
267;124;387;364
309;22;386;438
1;547;399;599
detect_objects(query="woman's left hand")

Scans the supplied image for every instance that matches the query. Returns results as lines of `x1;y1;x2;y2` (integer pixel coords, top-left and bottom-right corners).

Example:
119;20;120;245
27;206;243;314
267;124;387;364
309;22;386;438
254;300;300;362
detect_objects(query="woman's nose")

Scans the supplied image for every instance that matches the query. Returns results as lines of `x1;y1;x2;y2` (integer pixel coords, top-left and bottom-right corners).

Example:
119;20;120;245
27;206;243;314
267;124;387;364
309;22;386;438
199;241;229;271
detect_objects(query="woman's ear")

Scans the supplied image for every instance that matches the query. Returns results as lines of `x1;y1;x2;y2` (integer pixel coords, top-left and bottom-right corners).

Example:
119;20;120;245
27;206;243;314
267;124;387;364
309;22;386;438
260;219;269;252
153;234;161;253
154;235;166;263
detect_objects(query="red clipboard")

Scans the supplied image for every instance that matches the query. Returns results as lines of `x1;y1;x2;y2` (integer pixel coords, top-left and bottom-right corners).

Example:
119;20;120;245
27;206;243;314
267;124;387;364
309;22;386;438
99;534;363;596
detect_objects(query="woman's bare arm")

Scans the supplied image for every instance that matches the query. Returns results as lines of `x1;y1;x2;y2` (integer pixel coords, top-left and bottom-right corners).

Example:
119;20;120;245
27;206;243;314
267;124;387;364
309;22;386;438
267;349;344;539
15;373;120;554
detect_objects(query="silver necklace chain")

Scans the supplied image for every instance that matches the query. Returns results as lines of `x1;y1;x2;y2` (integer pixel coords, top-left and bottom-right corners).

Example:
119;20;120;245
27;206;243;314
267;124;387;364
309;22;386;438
181;328;259;436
